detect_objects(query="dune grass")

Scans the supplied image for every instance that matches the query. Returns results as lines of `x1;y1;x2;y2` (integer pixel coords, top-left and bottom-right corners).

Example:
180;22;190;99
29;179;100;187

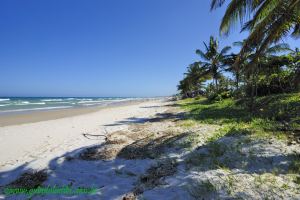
178;93;300;141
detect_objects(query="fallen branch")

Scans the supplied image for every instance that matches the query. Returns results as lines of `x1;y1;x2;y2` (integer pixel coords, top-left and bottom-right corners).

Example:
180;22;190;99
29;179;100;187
82;133;107;140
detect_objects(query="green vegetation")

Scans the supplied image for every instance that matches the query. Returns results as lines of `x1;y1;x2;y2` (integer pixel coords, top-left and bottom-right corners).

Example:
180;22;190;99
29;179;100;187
168;1;300;198
211;0;300;69
177;1;299;110
177;38;299;105
179;93;299;140
176;132;202;150
224;175;236;195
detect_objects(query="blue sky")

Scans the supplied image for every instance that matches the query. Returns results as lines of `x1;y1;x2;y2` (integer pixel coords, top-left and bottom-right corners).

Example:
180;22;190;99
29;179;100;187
0;0;299;97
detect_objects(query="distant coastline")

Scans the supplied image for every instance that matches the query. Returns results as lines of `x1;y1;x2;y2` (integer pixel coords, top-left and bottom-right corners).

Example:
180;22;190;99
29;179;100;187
0;97;161;116
0;97;165;127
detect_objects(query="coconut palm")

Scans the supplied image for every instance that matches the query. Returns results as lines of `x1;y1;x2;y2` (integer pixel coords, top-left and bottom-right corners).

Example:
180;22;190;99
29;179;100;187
223;40;290;101
288;48;300;90
223;53;242;90
177;62;209;98
196;36;231;90
211;0;300;63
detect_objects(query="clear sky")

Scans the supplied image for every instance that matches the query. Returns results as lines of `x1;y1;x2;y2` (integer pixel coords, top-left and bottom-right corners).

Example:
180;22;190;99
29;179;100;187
0;0;299;97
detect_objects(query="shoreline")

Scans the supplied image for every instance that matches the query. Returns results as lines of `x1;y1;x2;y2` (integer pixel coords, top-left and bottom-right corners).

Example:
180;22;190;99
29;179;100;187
0;99;161;127
0;99;168;173
1;97;299;199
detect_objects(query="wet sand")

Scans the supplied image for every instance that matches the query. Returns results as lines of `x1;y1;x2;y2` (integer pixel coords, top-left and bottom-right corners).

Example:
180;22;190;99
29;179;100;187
0;100;148;127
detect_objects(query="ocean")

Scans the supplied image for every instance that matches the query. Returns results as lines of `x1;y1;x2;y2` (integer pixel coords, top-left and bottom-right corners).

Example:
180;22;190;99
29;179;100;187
0;97;141;114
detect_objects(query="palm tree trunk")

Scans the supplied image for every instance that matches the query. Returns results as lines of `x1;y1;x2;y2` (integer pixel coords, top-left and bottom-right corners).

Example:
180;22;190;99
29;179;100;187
236;72;239;90
250;67;256;112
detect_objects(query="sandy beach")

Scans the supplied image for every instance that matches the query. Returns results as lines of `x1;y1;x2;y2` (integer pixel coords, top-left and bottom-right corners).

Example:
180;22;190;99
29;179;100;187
0;99;154;127
0;97;299;200
0;99;167;176
1;0;299;199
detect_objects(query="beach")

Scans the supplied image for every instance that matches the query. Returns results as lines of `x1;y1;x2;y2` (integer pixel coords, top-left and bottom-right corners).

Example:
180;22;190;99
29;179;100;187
0;97;299;199
0;99;154;127
1;0;299;199
0;99;167;176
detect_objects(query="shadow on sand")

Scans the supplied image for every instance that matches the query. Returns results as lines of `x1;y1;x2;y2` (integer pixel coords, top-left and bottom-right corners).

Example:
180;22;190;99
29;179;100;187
0;103;298;199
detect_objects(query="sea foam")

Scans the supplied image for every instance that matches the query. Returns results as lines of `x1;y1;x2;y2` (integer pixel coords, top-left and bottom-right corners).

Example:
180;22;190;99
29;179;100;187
41;99;63;102
0;106;72;113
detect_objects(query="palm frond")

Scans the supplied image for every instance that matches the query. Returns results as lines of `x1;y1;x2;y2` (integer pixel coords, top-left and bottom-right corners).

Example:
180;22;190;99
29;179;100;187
266;43;291;55
196;49;209;61
232;41;244;47
211;0;227;10
220;46;232;55
219;0;259;35
292;23;300;38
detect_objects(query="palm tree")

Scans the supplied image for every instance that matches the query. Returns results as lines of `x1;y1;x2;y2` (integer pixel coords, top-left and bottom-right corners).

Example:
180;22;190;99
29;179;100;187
177;62;209;98
223;40;290;101
177;78;192;98
223;53;241;90
196;36;231;91
211;0;300;64
244;42;291;108
289;48;300;90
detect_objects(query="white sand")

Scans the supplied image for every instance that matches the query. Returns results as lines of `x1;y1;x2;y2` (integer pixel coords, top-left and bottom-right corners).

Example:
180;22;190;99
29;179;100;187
2;99;298;199
0;100;167;178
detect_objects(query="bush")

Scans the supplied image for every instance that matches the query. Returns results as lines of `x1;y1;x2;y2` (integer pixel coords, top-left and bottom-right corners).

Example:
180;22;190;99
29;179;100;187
207;91;232;102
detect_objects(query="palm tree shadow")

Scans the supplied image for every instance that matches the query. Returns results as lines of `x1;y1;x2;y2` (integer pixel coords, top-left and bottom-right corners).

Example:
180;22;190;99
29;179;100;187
0;132;190;199
1;129;298;199
180;99;252;124
0;144;157;199
104;111;186;126
184;135;298;175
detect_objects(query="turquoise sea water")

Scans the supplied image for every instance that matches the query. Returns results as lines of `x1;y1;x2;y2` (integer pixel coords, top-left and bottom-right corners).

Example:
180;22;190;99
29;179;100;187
0;97;141;114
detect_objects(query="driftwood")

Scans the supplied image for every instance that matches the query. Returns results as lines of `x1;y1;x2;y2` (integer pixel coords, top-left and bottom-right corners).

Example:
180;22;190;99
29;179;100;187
82;129;108;140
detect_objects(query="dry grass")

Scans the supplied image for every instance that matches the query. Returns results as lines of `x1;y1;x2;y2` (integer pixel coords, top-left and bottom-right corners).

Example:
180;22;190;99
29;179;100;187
80;107;188;161
8;170;47;189
126;131;154;141
106;131;133;145
135;159;177;193
80;144;124;160
80;130;134;160
122;192;137;200
129;124;149;133
117;136;159;159
117;131;187;160
80;120;187;160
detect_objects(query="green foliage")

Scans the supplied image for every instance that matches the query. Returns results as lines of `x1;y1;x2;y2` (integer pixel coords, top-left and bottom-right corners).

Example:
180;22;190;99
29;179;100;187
195;36;231;90
178;38;299;103
180;97;250;124
206;76;234;101
206;1;300;104
179;93;299;140
177;62;209;98
211;0;300;73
